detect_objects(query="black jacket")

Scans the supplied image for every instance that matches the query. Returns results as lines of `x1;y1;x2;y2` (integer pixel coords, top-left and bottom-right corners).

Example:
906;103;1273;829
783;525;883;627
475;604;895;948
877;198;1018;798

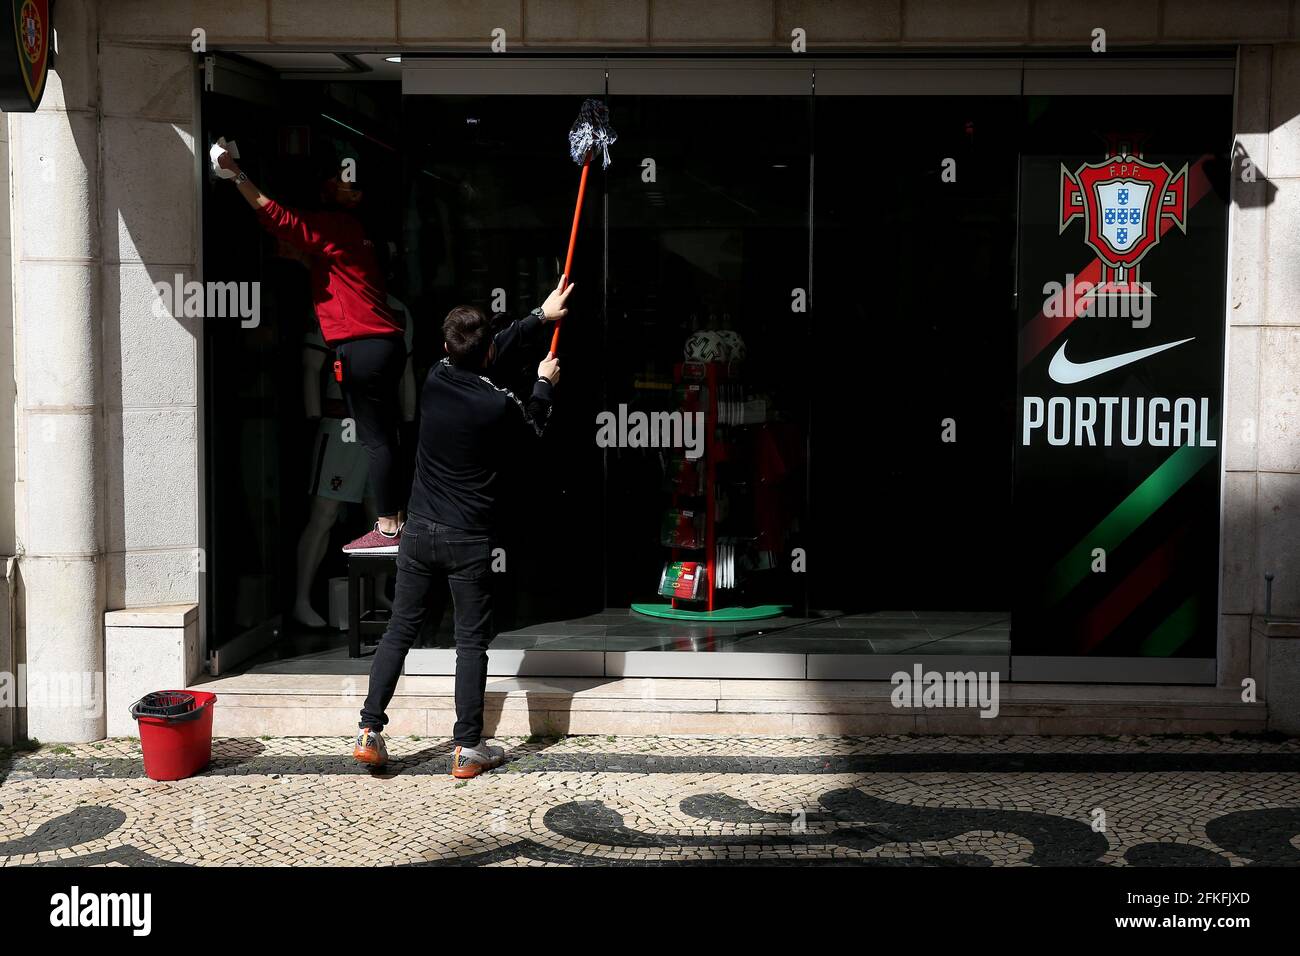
406;310;554;533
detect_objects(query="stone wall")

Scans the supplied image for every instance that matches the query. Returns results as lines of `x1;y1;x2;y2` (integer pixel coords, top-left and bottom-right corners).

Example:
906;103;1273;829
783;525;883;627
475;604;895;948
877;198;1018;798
98;36;202;611
0;91;14;561
0;39;14;746
96;0;1300;47
9;0;106;741
8;0;200;740
1221;43;1300;701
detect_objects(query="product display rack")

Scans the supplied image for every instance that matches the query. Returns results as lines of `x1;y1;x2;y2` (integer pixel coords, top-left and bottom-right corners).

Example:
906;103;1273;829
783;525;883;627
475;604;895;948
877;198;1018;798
631;359;785;623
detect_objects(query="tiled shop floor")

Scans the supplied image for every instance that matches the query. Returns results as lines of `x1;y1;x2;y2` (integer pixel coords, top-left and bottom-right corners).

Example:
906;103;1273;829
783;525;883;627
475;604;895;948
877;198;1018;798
1;735;1298;866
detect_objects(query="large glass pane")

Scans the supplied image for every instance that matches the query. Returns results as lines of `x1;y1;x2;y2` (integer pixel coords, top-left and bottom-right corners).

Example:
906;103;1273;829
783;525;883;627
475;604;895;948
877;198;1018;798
202;85;288;654
602;93;813;651
399;93;608;649
203;79;408;669
811;95;1020;660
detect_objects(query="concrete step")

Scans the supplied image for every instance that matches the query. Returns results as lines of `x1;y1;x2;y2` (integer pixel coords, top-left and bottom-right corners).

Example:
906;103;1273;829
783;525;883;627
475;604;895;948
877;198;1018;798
187;673;1268;738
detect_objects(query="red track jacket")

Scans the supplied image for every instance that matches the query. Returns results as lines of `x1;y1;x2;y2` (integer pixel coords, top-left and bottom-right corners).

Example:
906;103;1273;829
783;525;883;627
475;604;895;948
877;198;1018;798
256;198;404;345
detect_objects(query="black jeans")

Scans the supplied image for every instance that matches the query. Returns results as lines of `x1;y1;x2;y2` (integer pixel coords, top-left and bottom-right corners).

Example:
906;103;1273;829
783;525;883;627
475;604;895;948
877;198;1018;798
359;516;495;747
336;334;406;518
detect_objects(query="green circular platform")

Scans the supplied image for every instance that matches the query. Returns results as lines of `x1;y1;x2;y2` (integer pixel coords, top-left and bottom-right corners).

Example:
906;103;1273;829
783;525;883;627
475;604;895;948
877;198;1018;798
630;603;789;622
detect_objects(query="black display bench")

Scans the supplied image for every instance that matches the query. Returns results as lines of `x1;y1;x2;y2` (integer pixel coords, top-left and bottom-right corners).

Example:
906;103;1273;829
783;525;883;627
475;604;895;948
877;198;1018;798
347;552;395;658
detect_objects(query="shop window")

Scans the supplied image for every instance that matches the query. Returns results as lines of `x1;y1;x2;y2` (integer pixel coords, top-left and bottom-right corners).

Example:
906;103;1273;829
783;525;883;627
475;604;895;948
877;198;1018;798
199;57;1232;678
811;96;1020;617
604;94;812;636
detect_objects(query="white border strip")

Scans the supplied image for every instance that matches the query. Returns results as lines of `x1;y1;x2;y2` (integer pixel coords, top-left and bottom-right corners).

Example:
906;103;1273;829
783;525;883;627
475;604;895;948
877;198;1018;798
405;648;605;677
608;651;806;679
813;58;1021;95
401;58;605;95
808;654;1009;681
1023;58;1234;95
608;57;811;95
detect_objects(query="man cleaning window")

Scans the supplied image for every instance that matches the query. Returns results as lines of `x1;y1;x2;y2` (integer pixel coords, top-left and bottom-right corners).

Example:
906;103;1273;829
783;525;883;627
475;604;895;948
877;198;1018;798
353;278;573;777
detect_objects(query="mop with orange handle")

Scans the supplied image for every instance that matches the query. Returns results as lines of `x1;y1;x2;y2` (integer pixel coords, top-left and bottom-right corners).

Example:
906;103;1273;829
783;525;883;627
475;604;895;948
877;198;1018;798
549;98;616;358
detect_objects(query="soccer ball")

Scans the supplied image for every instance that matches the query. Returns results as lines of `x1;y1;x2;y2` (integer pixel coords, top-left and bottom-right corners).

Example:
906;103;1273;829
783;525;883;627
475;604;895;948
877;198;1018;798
716;330;746;364
684;331;727;363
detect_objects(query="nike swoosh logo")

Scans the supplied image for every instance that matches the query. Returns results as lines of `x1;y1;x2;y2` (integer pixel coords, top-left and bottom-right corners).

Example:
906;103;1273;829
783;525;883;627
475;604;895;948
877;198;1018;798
1047;337;1195;384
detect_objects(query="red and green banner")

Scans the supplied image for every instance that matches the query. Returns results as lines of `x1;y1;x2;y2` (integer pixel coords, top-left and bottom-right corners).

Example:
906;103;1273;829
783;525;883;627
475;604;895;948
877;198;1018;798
1012;97;1230;662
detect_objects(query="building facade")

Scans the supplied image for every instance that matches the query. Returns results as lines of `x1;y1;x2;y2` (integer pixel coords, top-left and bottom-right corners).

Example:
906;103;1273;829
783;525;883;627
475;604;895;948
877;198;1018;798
2;0;1299;743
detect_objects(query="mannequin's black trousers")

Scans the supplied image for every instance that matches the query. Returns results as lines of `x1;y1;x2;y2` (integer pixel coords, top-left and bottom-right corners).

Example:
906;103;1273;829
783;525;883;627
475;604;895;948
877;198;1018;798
335;333;406;517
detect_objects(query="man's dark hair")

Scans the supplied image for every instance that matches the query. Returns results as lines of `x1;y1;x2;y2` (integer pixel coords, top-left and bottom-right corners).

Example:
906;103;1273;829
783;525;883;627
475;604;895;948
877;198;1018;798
443;305;492;368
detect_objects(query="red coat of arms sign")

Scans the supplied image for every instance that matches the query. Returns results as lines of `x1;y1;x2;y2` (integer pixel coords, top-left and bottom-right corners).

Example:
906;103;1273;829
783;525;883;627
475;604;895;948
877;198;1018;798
1059;138;1188;293
0;0;50;111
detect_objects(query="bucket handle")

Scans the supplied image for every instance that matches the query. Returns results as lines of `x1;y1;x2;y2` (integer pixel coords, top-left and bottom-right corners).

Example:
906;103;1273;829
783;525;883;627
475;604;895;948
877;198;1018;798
129;696;211;722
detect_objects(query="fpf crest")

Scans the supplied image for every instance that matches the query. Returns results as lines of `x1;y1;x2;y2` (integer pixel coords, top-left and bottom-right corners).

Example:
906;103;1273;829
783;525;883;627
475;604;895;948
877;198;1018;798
1060;134;1187;295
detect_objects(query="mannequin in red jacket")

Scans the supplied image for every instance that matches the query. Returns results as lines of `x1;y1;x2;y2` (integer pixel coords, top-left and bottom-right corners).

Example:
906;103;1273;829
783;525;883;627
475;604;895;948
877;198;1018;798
218;148;407;555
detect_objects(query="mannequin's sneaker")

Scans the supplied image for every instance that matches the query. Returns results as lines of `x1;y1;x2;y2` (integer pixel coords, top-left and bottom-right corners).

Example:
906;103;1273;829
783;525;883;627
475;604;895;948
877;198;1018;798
353;728;388;768
343;523;401;555
451;741;505;779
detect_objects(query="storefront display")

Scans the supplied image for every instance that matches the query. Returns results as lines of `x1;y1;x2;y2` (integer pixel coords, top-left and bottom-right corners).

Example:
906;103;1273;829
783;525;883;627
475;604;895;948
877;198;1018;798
200;56;1233;681
633;354;795;621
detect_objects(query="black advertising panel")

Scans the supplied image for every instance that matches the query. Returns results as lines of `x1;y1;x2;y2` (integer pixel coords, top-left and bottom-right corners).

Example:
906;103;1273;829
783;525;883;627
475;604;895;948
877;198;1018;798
0;0;51;112
1013;95;1231;663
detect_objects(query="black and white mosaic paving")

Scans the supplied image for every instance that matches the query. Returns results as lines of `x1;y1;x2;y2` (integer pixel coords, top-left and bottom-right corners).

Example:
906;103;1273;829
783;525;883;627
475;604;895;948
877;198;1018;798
1;735;1297;867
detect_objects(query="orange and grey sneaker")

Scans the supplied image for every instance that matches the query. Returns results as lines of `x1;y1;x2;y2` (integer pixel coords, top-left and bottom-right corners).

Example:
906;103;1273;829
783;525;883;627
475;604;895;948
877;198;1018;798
353;727;388;767
451;741;505;779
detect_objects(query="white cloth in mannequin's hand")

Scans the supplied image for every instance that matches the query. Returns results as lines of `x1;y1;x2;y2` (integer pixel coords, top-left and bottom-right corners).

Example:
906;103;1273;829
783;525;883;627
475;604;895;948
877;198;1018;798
209;136;240;179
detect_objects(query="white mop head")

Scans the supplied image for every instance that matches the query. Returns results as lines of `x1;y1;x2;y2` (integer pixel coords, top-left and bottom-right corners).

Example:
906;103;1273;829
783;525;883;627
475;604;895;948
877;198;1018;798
568;99;616;169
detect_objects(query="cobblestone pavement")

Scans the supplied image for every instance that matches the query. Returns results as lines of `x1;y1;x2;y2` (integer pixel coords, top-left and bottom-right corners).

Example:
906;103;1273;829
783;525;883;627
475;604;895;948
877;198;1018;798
2;734;1298;866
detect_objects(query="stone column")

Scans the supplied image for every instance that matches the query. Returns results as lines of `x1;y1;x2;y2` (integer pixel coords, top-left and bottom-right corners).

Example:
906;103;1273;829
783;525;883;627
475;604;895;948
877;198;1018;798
1258;43;1300;619
1258;42;1300;730
0;39;14;746
10;0;105;741
1220;45;1272;689
99;40;201;610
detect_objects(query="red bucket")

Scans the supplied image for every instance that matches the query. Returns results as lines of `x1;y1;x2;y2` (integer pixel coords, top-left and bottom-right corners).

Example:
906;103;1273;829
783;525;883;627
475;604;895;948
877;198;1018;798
129;690;218;781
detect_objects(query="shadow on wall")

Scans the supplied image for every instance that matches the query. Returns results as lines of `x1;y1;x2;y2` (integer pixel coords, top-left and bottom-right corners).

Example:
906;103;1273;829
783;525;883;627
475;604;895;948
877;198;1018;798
482;692;577;740
479;652;619;740
1229;91;1296;621
1228;141;1278;210
100;120;202;611
1257;479;1300;620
